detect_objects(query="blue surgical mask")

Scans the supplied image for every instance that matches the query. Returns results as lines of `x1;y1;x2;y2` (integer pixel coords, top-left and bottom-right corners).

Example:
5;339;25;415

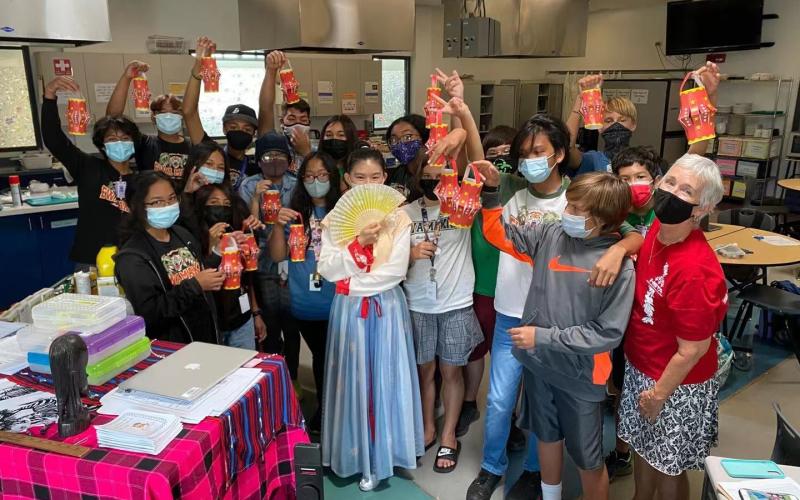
304;179;331;198
199;166;225;184
105;140;135;162
155;112;183;135
146;203;180;229
519;154;555;184
561;212;595;239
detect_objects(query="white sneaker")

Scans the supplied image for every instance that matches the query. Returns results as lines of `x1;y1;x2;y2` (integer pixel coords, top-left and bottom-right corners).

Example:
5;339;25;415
358;474;378;492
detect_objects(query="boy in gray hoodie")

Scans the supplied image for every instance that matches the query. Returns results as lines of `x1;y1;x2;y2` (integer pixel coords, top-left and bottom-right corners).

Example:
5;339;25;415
476;165;635;500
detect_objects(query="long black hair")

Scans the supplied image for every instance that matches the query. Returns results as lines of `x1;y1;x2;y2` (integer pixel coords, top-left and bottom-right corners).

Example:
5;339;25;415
289;152;341;232
192;184;249;255
511;114;571;177
119;171;175;244
183;140;231;188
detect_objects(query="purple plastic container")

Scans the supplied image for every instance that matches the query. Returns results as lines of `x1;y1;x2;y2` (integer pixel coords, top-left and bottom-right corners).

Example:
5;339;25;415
81;316;146;365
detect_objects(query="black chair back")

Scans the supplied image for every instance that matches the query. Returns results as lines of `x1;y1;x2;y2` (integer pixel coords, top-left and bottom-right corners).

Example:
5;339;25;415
771;402;800;467
717;208;776;232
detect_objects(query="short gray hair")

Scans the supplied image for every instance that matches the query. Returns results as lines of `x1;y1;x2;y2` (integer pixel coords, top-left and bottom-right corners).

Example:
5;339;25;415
668;153;724;210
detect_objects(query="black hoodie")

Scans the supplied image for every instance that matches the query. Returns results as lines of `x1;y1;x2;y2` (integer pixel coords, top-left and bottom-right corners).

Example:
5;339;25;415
114;225;219;345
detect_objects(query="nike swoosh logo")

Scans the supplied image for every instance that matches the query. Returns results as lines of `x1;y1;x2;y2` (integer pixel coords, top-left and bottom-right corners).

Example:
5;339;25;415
548;256;591;273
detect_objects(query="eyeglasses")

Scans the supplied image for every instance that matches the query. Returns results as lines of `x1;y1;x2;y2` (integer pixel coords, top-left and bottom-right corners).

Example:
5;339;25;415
388;134;420;146
303;172;330;182
144;194;179;208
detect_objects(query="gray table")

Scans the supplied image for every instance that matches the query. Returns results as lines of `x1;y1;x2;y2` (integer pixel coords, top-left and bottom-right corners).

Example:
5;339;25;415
704;456;800;499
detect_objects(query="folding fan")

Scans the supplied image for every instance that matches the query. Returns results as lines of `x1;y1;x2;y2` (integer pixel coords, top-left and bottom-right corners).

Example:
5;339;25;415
327;184;406;246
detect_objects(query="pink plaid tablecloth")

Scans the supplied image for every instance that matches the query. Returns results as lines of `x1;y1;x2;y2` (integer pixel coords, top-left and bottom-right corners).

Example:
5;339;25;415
0;341;310;500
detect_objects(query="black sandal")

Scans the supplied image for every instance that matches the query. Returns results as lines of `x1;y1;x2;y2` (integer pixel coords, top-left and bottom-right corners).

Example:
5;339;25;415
424;432;438;452
432;441;461;473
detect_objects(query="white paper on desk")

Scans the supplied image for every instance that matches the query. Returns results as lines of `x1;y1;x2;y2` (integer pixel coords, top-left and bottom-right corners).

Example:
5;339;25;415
0;321;25;339
0;379;57;432
98;368;264;423
759;235;800;246
719;478;800;499
0;336;29;375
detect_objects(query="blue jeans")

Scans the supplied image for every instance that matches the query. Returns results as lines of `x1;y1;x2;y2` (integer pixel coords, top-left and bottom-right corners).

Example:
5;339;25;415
223;317;256;350
481;312;540;476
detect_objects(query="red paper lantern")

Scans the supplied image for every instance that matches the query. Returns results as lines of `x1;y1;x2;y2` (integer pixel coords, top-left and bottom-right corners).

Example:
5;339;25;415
240;232;259;272
279;68;301;105
678;72;717;145
448;163;484;229
200;57;221;92
220;236;243;290
434;163;460;216
261;190;281;224
288;223;307;262
66;98;90;136
132;76;151;112
580;88;604;130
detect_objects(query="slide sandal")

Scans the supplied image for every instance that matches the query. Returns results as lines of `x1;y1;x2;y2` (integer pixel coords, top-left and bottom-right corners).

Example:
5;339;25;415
433;441;461;473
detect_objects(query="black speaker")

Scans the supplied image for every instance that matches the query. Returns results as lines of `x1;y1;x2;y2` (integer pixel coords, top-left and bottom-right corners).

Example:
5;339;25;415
295;443;324;500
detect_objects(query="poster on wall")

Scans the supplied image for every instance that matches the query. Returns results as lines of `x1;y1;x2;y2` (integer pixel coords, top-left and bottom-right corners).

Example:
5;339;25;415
94;83;116;103
341;92;358;114
53;58;72;76
168;82;187;97
317;81;334;104
602;88;632;101
631;89;649;104
364;81;379;104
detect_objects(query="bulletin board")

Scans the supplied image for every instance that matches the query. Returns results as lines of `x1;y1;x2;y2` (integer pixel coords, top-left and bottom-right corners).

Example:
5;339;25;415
0;47;40;151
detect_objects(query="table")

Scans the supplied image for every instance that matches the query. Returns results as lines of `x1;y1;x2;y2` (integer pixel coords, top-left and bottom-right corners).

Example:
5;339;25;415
703;456;800;499
705;223;748;241
778;178;800;193
708;227;800;267
0;341;308;500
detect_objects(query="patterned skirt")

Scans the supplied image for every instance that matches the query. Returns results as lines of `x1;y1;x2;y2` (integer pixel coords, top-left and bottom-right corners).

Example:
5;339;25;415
618;361;719;476
321;286;424;480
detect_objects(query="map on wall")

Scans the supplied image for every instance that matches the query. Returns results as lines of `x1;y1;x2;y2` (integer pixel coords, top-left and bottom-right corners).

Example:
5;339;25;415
0;49;37;150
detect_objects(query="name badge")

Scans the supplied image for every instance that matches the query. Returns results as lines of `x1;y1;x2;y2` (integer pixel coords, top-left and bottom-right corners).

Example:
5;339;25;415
309;273;322;292
114;180;127;199
425;279;438;301
238;293;251;314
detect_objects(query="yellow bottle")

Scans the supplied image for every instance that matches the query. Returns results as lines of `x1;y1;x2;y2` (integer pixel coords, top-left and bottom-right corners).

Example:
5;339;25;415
96;245;117;278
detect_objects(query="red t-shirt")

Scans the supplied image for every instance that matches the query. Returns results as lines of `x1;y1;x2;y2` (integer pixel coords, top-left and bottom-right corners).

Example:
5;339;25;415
625;220;729;384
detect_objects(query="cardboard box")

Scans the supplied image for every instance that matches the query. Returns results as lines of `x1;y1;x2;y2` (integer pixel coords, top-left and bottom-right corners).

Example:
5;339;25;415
731;180;747;199
718;137;744;157
721;178;732;196
736;160;762;178
742;137;781;160
716;158;737;176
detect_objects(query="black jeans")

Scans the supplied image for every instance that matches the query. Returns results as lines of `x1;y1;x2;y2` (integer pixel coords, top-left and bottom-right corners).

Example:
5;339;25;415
255;274;301;379
294;319;328;407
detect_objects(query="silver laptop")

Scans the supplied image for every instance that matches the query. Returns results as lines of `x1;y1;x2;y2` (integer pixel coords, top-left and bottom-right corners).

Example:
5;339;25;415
119;342;256;401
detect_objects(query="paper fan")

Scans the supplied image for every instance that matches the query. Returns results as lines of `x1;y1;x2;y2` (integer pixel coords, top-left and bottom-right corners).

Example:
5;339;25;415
328;184;406;245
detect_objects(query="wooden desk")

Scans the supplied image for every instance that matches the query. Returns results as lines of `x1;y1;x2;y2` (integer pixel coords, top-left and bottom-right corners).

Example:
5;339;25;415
778;178;800;193
705;223;747;241
710;228;800;267
704;456;800;499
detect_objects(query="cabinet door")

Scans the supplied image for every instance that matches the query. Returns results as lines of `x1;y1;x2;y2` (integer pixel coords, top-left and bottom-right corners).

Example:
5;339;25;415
360;60;382;116
0;216;43;309
158;54;196;100
36;210;80;286
336;60;361;116
123;54;164;123
311;59;338;117
493;84;517;129
82;53;126;123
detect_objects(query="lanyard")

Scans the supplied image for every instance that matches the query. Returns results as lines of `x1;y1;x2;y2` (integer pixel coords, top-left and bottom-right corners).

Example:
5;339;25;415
309;213;324;279
225;147;249;178
419;199;442;280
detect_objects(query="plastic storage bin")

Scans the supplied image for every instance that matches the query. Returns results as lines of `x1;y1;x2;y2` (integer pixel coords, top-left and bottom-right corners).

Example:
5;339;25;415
86;336;152;386
16;325;65;353
32;294;126;335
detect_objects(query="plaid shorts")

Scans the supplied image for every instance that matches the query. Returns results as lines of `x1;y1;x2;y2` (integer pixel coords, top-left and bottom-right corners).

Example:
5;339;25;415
410;306;483;366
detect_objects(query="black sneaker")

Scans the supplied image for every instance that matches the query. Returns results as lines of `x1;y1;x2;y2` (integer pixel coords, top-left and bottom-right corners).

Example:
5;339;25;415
605;449;633;481
507;422;526;452
466;469;502;500
506;470;542;500
456;402;480;437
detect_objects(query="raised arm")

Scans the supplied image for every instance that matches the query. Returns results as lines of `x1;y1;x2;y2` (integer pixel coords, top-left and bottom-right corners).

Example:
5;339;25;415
106;60;149;117
183;36;216;145
567;74;603;170
42;77;91;180
258;51;287;135
686;62;720;156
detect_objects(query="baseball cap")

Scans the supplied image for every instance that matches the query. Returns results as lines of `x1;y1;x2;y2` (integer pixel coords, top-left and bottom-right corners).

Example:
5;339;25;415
255;132;291;160
222;104;258;128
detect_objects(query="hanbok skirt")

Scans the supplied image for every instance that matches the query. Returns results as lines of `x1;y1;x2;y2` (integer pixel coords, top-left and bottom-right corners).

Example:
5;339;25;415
321;286;424;480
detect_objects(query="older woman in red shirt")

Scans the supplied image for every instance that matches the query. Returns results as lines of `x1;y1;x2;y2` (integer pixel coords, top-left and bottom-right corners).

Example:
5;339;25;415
618;153;728;500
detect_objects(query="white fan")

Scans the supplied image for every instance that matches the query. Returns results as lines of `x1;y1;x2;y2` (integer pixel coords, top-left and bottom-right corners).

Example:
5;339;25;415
327;184;406;246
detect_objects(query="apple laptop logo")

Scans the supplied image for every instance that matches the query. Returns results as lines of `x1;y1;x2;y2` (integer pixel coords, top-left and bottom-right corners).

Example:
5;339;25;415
184;363;201;371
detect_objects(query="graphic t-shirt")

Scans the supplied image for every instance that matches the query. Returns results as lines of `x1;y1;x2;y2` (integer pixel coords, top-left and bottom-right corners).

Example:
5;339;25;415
135;135;192;184
158;246;201;286
624;220;728;384
403;200;475;314
494;178;569;318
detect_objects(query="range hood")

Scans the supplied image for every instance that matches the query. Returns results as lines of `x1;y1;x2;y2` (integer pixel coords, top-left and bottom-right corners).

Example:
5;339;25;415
443;0;588;58
238;0;415;53
0;0;111;46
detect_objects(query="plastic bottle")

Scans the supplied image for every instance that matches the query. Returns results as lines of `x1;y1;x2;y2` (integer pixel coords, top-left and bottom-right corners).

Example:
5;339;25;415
9;175;22;207
96;244;118;277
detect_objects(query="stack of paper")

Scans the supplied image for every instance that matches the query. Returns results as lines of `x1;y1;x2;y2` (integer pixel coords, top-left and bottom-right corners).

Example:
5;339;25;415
0;336;28;375
718;478;800;499
98;368;264;423
95;410;182;455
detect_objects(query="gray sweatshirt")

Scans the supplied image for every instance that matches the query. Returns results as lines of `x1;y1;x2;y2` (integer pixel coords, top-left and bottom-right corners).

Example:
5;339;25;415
483;190;635;402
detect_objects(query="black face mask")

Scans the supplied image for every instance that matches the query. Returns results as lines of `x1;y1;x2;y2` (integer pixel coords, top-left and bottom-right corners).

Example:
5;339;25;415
420;179;439;200
204;205;233;227
653;188;697;225
321;139;350;161
601;122;633;161
489;154;515;174
226;130;253;151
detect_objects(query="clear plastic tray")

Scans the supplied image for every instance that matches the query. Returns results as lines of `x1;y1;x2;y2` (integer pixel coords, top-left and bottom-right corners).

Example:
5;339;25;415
16;325;65;353
26;328;145;368
28;362;51;375
32;294;126;335
86;337;152;386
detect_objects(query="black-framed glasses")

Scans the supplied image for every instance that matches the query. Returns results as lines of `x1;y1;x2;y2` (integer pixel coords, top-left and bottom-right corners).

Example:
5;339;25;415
302;172;330;182
144;194;179;208
388;134;420;146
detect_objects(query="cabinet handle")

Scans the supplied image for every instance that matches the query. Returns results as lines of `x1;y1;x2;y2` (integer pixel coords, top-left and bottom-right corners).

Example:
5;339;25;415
39;216;44;230
28;218;32;231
